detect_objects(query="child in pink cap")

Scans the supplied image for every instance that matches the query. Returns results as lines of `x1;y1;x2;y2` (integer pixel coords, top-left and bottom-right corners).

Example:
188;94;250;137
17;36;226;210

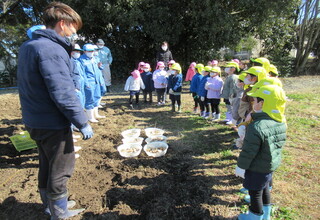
124;70;145;109
153;61;168;105
185;62;196;81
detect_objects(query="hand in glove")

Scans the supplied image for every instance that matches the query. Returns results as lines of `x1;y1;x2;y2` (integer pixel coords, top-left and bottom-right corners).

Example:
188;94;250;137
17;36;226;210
80;124;94;140
235;166;245;179
169;88;174;94
237;125;246;140
200;96;205;102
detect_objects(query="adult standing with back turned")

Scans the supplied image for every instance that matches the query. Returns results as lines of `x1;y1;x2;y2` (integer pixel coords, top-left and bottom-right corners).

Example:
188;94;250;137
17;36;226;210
96;38;113;92
17;2;93;219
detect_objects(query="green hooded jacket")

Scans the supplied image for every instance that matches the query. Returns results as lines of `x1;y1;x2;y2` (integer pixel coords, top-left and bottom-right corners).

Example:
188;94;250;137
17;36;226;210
237;112;287;173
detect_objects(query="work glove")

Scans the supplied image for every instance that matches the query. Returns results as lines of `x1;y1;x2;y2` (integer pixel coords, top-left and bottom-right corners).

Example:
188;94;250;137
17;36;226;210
79;124;94;140
235;166;245;179
238;125;246;140
200;96;205;102
169;88;174;94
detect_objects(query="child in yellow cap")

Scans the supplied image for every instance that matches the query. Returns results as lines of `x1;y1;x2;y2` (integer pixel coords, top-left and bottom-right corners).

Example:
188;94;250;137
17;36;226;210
235;84;287;220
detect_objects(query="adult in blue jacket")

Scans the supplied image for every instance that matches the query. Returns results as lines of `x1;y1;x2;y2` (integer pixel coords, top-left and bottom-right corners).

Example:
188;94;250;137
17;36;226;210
96;39;113;91
190;65;203;113
197;66;211;117
17;2;93;219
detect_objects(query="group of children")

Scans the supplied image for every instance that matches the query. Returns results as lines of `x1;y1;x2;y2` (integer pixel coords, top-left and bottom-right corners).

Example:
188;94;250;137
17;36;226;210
125;57;287;220
124;60;183;112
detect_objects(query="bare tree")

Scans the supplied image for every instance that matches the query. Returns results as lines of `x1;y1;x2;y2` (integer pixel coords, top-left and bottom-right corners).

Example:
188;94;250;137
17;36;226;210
294;0;320;75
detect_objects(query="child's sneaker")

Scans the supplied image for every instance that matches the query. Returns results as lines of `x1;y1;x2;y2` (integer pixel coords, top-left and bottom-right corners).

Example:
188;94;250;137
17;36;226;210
204;112;210;119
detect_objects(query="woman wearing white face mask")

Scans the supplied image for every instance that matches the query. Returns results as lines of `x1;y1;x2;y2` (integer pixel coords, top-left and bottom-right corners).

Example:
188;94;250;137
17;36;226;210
156;41;173;70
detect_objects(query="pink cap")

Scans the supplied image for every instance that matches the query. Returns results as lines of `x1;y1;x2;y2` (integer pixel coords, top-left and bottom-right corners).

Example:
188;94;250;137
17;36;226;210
131;70;140;79
212;60;218;65
144;63;150;69
156;61;165;69
190;62;196;67
232;59;240;64
168;60;176;65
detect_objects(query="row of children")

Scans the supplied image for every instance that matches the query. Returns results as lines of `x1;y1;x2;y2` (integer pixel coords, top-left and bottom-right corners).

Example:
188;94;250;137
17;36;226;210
184;57;287;220
124;61;183;112
223;58;286;220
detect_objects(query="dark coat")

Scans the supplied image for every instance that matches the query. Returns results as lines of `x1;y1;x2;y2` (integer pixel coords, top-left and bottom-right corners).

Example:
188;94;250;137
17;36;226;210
156;48;173;67
237;112;287;173
140;71;154;92
17;29;88;129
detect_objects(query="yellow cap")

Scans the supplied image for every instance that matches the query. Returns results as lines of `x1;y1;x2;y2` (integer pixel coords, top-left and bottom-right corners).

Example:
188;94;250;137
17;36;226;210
251;77;283;91
269;64;278;75
251;57;271;72
243;66;268;81
204;65;212;72
171;63;182;73
225;61;240;72
238;72;247;81
211;66;221;73
247;84;286;122
195;63;204;74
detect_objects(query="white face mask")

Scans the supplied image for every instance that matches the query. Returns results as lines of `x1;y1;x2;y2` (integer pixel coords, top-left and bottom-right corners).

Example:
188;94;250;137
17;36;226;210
144;69;149;72
97;45;104;49
85;52;94;58
93;51;99;56
210;72;215;77
244;78;253;85
225;67;231;74
72;52;80;59
162;46;168;51
159;67;164;71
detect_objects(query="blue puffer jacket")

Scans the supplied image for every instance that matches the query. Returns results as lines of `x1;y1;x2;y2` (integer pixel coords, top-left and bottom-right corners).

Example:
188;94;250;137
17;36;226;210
190;73;203;93
197;75;210;97
167;73;182;92
17;29;88;129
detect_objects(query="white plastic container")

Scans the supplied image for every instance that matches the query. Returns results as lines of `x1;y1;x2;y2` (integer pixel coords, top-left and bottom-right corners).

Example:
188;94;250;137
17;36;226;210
117;143;142;158
143;142;169;157
145;135;167;144
122;137;144;145
121;129;141;139
144;128;165;138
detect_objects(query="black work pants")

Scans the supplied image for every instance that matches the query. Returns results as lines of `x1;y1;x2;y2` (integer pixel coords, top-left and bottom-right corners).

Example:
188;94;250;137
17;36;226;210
26;126;75;200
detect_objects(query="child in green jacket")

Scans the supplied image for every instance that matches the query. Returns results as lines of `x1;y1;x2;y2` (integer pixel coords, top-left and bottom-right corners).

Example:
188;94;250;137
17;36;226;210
235;84;287;220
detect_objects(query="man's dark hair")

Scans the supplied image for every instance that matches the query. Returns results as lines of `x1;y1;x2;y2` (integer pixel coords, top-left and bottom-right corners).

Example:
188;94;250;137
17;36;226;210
42;2;82;30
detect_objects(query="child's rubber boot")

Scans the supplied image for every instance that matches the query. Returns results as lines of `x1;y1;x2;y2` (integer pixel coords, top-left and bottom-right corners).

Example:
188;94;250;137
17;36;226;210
86;109;98;123
177;105;181;113
94;107;105;119
238;210;263;220
262;205;271;220
48;196;84;220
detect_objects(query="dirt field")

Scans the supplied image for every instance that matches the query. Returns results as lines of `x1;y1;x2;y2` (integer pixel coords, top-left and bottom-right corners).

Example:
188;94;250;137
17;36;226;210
0;77;319;220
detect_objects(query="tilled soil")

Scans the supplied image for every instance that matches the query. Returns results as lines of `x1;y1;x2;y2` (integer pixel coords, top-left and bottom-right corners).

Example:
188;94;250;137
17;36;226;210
0;88;242;220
